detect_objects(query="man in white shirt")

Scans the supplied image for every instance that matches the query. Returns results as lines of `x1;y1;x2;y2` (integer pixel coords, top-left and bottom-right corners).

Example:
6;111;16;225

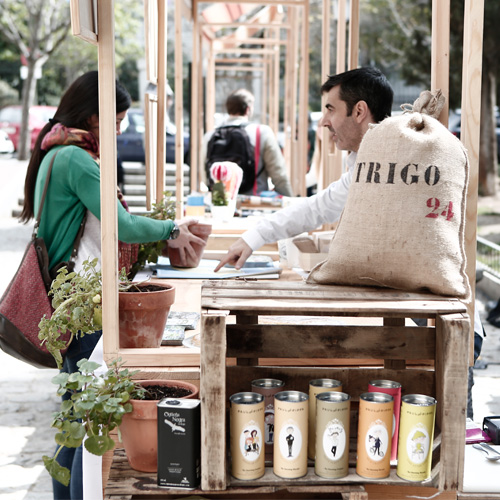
214;66;394;271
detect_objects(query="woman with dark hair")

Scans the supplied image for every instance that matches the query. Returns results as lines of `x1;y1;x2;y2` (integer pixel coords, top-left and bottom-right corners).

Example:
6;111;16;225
20;71;204;500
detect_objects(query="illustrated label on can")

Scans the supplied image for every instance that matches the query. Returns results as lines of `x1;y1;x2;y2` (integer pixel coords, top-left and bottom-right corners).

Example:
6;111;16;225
251;378;285;460
308;378;342;459
356;392;394;479
314;392;351;479
369;379;402;462
273;391;308;479
397;394;437;482
229;392;265;480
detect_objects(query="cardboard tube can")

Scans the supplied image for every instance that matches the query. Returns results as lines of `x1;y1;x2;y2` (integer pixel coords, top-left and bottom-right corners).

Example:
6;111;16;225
308;379;342;459
397;394;437;482
273;391;308;478
251;378;285;460
356;392;394;479
368;379;401;462
314;392;351;479
229;392;265;480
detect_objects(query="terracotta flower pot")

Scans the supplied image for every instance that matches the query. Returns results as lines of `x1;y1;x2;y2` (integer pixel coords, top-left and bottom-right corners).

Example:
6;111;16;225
120;379;199;472
118;283;175;348
167;222;212;268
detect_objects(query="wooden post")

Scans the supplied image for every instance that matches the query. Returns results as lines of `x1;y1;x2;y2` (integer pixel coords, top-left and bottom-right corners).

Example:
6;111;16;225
431;0;450;125
190;0;199;192
156;0;167;204
174;0;184;218
200;311;228;490
97;0;120;360
348;0;360;70
297;0;310;197
461;0;484;364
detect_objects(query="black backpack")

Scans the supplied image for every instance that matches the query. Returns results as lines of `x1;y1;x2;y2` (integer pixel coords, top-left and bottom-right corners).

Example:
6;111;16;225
205;124;262;194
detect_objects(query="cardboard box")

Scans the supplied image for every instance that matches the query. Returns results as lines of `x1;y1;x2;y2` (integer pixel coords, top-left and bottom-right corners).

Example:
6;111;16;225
292;236;328;272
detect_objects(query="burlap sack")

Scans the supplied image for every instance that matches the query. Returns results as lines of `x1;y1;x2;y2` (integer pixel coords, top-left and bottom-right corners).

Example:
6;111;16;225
307;90;470;298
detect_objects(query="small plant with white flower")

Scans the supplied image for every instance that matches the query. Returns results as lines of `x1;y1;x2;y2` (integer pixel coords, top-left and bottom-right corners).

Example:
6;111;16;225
209;161;243;206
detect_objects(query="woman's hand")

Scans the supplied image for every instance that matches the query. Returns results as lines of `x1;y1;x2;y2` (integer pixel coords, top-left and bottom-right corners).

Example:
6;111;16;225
166;219;207;267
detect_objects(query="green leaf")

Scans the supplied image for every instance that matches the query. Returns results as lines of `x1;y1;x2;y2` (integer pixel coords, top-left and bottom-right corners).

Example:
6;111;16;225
85;435;115;456
43;456;70;486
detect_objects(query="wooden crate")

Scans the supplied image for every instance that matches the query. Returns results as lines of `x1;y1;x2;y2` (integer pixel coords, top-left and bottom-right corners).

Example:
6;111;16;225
200;280;470;494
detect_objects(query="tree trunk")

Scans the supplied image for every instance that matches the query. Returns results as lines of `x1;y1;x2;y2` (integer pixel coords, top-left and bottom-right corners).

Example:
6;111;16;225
478;67;497;196
18;62;38;161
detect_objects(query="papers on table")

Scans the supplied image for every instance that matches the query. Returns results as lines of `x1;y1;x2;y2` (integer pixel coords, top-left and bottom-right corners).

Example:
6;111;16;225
152;257;282;280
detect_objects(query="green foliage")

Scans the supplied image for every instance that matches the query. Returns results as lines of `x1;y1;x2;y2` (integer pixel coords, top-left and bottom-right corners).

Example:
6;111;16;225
38;258;104;369
127;192;177;279
211;181;228;206
43;357;146;486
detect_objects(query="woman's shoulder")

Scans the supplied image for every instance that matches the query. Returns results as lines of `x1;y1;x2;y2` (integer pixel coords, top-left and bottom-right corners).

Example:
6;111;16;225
52;144;96;163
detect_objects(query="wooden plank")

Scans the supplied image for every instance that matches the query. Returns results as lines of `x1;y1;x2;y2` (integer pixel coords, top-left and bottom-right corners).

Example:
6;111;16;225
226;325;435;360
201;297;466;317
435;313;469;491
200;311;228;491
201;280;466;303
70;0;98;45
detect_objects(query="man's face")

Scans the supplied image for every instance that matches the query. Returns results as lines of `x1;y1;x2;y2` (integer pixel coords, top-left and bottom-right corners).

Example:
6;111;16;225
318;85;364;152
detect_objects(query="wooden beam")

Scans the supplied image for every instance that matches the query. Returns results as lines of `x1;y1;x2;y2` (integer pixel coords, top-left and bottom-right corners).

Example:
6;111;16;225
174;0;184;218
348;0;360;70
190;0;199;192
156;0;167;203
97;0;119;361
461;0;484;364
431;0;450;125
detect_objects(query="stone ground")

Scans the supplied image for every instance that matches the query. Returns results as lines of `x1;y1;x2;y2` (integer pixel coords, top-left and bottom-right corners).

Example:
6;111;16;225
0;156;499;500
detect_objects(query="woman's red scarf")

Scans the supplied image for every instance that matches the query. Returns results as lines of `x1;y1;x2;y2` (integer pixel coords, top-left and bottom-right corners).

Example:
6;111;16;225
41;124;139;274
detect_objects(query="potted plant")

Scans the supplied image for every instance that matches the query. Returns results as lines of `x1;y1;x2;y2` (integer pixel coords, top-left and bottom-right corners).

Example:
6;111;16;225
38;258;175;369
128;190;211;271
209;162;243;221
44;357;198;485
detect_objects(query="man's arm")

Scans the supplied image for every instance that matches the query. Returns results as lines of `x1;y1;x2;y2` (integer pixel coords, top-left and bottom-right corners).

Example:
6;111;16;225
216;167;353;270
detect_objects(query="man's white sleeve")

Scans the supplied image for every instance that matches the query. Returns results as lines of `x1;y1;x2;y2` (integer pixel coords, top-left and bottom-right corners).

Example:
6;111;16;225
242;168;352;251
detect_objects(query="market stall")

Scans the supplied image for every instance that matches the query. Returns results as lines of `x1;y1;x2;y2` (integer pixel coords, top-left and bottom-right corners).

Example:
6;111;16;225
68;1;493;499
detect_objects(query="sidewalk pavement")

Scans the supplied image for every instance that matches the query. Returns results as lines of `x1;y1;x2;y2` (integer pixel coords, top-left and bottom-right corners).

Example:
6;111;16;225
0;156;499;500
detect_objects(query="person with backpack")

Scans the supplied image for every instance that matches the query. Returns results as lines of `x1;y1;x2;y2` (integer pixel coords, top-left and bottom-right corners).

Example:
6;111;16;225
201;89;293;197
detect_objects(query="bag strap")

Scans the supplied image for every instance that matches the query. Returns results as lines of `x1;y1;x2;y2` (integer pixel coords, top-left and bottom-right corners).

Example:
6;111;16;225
253;125;262;196
33;149;86;263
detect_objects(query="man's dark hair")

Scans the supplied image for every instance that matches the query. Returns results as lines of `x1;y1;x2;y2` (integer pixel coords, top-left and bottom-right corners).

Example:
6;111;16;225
226;89;254;116
321;67;393;123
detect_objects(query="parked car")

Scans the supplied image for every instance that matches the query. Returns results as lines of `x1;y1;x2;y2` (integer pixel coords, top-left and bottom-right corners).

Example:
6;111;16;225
117;108;190;164
449;108;500;162
0;105;57;151
0;129;15;155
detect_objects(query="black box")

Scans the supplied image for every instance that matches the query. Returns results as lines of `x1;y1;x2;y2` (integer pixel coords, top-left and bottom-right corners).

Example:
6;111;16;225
483;415;500;445
157;398;201;489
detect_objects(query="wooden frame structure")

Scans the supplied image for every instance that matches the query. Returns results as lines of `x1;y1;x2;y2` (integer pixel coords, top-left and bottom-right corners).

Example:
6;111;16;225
69;0;485;384
71;0;484;443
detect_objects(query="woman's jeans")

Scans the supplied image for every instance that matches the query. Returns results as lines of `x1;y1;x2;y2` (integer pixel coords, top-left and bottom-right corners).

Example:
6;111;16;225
52;331;102;500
